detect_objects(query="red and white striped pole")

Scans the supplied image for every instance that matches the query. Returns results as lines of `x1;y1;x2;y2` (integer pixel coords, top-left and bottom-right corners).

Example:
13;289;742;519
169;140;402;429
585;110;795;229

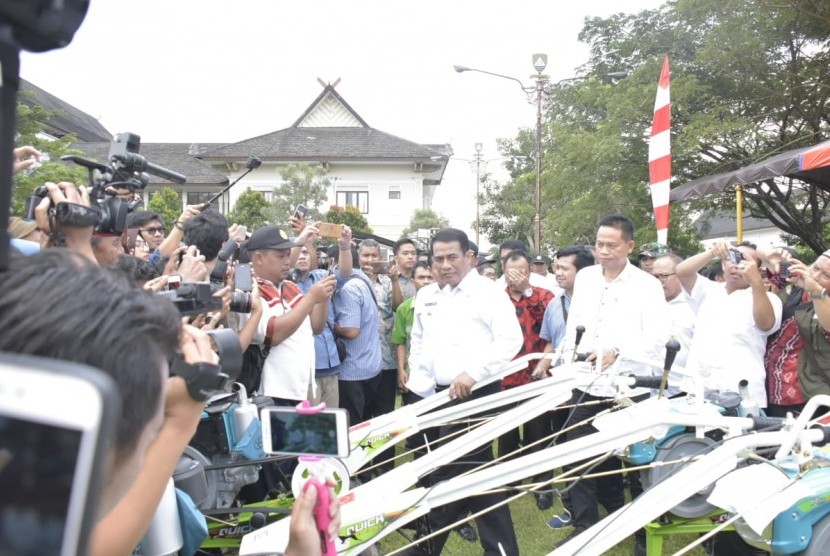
648;56;671;244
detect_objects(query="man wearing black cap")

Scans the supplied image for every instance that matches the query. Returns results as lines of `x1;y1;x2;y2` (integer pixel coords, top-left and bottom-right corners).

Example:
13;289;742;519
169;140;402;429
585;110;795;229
248;225;336;405
530;253;558;291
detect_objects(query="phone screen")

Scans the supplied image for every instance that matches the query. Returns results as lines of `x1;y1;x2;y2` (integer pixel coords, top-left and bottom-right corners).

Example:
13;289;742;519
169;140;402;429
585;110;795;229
235;263;253;292
263;409;348;457
0;417;82;554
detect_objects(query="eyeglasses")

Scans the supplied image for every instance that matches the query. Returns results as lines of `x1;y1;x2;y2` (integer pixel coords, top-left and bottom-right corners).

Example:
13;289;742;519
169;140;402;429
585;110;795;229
653;272;676;282
140;226;165;235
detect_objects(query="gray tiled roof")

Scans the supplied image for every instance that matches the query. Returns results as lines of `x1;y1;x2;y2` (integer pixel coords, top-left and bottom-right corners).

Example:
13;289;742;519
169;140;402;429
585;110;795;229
20;79;112;142
694;212;776;237
197;127;450;161
69;142;229;187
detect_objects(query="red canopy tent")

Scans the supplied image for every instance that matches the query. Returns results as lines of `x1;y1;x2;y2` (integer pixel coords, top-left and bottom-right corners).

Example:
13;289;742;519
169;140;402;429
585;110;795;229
669;139;830;241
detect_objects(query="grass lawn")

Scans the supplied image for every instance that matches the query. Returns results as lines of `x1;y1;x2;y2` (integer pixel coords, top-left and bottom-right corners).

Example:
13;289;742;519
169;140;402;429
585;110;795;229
374;397;710;555
378;488;709;555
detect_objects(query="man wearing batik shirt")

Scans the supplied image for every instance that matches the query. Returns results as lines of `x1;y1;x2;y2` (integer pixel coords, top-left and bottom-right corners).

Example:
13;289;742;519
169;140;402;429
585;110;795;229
499;249;555;509
762;247;830;416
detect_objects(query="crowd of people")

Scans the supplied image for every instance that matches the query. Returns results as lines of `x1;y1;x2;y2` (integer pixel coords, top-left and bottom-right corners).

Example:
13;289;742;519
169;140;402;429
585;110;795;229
6;142;830;555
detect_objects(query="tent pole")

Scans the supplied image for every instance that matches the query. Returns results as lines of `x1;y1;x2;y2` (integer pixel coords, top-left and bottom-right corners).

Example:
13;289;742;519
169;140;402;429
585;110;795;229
736;184;743;243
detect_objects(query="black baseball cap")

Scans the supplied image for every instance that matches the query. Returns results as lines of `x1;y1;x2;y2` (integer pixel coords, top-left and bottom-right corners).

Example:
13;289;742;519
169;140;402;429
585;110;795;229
532;253;550;265
245;225;296;251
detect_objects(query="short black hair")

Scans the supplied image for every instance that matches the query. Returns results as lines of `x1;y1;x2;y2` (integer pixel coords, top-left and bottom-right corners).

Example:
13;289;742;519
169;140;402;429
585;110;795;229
127;210;163;228
499;239;526;253
326;244;359;267
556;245;596;271
412;260;431;274
430;228;469;256
0;250;180;464
502;249;531;267
114;254;161;286
182;209;229;261
597;214;635;242
393;238;417;256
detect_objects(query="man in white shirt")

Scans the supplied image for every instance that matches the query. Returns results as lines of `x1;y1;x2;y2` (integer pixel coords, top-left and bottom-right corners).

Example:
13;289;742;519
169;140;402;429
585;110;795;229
555;215;670;547
531;253;559;291
406;228;522;556
676;241;782;408
651;253;696;373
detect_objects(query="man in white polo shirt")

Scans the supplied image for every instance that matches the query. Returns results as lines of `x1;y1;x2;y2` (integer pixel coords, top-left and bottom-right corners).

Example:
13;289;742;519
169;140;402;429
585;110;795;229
248;225;336;405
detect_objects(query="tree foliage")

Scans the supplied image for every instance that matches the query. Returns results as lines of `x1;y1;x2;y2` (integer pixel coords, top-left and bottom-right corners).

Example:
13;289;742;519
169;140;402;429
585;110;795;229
323;205;372;234
146;187;182;227
12;99;87;216
399;208;449;238
228;188;270;230
482;0;830;255
262;163;330;226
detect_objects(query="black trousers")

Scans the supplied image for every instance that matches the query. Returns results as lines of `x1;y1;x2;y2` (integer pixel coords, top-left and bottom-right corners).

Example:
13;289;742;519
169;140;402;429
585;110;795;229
563;389;648;531
422;381;520;556
365;368;399;474
497;401;554;485
338;373;382;426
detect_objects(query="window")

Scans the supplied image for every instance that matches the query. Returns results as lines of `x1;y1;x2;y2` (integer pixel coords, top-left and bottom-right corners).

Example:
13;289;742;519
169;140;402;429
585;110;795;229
336;191;369;213
187;192;214;206
388;186;401;200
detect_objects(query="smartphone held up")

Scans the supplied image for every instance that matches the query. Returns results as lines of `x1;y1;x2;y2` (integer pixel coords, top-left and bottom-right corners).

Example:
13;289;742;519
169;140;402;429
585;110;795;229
260;406;350;458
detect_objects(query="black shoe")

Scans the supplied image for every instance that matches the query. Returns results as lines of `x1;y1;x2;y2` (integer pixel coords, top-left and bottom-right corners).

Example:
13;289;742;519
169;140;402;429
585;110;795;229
535;492;553;510
455;523;478;542
554;527;586;549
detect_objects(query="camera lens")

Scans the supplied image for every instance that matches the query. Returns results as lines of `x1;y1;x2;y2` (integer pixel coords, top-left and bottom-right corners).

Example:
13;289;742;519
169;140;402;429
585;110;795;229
229;292;252;313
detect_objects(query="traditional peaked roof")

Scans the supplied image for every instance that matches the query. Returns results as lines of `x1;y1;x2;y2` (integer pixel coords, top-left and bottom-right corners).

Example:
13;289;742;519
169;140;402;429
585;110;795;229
198;84;450;162
293;85;368;128
20;79;111;142
70;142;229;187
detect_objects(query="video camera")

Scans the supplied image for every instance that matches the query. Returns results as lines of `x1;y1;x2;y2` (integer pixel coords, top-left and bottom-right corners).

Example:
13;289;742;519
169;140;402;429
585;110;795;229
157;282;222;317
156;283;243;401
170;328;243;402
209;238;252;313
23;133;187;236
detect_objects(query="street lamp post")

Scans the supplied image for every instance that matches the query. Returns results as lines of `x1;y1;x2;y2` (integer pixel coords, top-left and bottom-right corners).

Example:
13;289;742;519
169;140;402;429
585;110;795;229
474;142;483;245
454;57;625;251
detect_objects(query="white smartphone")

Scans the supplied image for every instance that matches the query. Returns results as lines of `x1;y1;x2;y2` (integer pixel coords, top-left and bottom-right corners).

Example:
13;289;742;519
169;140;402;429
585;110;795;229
260;407;350;458
0;353;117;556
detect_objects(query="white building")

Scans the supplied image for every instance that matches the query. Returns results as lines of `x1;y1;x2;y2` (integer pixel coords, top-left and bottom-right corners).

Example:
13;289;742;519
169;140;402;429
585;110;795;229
196;83;451;240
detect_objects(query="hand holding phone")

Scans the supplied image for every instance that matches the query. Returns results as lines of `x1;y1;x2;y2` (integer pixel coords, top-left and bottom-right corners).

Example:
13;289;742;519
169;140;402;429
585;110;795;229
292;204;308;220
367;261;390;275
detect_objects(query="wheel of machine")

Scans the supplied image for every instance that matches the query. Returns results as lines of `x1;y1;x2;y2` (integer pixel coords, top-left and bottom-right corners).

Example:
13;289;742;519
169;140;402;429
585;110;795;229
641;433;717;518
801;511;830;556
291;457;350;498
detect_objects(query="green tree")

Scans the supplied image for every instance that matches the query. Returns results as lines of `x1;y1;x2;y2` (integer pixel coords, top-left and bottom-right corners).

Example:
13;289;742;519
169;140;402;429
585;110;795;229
146;187;182;227
324;205;372;234
12;100;87;216
263;163;330;226
482;0;830;255
228;188;270;229
399;208;449;238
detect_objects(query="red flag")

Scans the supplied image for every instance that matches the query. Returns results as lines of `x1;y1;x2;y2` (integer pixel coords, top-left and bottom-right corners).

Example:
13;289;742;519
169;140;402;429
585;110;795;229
648;56;671;244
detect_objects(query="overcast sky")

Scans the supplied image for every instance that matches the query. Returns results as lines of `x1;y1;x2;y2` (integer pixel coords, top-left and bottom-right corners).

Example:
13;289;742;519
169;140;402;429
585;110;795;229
20;0;665;246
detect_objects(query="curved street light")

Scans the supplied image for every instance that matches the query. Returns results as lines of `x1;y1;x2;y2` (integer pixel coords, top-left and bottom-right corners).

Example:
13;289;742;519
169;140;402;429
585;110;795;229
454;57;626;250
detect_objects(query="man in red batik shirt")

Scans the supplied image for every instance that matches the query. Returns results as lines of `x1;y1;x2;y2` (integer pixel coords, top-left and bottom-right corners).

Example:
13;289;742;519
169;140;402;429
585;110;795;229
499;249;555;509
